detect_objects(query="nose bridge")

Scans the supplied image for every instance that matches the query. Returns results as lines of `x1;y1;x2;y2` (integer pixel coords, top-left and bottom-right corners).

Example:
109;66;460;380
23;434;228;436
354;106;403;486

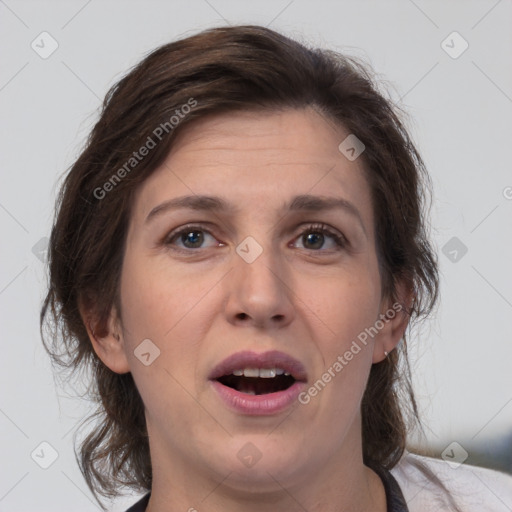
235;233;285;298
227;233;295;327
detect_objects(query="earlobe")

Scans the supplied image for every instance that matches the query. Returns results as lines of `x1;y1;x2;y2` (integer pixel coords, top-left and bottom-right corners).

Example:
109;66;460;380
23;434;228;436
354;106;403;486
80;303;131;374
372;282;414;364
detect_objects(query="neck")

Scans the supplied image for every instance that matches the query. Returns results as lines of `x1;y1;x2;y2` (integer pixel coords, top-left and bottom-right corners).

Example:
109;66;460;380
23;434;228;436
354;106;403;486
145;416;386;512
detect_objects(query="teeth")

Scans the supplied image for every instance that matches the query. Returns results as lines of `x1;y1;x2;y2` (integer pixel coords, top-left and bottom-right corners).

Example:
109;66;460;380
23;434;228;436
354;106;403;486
243;368;260;378
230;368;289;378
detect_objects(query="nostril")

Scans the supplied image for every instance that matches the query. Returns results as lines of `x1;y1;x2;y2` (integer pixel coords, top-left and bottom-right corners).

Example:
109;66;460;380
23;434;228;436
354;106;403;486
236;313;248;320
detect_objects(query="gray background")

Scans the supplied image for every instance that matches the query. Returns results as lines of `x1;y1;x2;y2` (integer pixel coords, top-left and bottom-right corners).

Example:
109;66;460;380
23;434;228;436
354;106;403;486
1;0;511;510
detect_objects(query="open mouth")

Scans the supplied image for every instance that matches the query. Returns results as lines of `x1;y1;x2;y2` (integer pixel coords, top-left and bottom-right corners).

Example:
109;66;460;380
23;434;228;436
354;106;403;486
216;371;296;395
209;352;307;414
209;350;307;400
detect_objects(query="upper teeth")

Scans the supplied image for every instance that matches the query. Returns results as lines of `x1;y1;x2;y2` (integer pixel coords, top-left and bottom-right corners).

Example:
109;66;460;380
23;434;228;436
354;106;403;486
231;368;290;378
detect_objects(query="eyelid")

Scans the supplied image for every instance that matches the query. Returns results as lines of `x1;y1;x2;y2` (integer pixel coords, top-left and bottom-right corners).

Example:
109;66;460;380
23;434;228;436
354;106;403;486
162;222;221;249
291;222;348;250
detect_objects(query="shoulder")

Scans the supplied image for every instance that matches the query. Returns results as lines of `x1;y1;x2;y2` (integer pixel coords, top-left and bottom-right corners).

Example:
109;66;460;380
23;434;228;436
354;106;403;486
390;450;512;512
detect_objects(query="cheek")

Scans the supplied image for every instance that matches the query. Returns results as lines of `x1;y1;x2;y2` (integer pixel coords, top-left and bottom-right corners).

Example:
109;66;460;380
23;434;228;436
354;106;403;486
298;263;381;342
298;273;379;411
295;263;381;409
119;250;210;339
117;255;215;423
118;252;224;383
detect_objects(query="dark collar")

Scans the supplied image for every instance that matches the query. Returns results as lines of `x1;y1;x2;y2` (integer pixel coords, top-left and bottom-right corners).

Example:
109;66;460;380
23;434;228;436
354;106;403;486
124;492;150;512
371;463;410;512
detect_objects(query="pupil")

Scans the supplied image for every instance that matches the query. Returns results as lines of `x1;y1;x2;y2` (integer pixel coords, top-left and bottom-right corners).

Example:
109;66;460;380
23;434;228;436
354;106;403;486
304;232;323;249
182;230;203;248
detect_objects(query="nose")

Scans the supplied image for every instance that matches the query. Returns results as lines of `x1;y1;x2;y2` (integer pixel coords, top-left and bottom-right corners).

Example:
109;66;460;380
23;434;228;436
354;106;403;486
224;241;296;330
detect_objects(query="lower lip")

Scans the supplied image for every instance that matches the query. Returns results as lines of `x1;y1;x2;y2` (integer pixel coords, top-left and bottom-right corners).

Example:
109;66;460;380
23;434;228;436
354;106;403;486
210;380;306;415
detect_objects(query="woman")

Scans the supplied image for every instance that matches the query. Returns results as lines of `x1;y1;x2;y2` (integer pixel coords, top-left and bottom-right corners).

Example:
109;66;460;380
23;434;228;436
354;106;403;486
41;25;512;511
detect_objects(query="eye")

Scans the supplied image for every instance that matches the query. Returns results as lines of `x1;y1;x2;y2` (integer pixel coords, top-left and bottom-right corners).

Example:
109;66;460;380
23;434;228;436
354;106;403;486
164;224;222;251
163;222;347;253
291;223;347;251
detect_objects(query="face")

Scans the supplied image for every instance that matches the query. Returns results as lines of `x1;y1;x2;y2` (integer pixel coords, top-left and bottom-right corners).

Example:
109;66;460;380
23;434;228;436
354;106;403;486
99;107;405;493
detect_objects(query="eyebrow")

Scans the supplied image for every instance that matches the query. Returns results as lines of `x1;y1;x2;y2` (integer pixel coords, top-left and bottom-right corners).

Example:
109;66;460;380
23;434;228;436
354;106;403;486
145;194;365;232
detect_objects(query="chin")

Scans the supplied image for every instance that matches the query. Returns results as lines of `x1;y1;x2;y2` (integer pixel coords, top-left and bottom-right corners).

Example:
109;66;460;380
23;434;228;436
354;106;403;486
202;437;307;492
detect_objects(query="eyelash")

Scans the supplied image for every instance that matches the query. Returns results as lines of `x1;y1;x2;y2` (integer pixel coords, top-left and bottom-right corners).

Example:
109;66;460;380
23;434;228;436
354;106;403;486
163;222;347;253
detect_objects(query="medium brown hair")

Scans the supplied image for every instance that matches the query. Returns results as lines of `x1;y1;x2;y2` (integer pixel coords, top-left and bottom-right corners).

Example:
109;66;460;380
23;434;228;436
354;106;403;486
41;25;440;507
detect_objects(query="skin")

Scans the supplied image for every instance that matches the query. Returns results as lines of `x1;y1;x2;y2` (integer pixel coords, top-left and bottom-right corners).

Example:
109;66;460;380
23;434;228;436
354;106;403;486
84;107;411;512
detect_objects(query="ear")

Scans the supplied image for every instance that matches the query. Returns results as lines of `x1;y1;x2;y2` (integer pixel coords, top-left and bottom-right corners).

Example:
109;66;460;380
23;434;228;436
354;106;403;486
372;279;414;364
79;299;131;374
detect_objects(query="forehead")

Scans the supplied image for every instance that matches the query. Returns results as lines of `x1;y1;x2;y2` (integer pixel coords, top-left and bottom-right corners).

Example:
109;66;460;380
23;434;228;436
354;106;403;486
166;107;356;171
131;107;373;229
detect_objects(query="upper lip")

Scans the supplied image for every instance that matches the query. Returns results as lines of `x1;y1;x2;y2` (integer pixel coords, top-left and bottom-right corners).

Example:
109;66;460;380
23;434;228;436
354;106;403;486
208;350;308;382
